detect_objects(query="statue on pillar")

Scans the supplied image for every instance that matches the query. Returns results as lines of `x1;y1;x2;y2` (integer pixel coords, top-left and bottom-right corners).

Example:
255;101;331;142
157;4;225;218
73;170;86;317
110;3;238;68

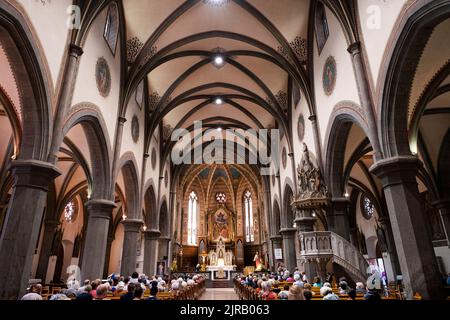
296;143;328;199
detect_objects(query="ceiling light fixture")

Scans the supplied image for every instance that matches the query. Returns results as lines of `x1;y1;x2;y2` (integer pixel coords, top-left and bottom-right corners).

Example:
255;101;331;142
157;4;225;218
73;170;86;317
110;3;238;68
213;55;224;67
215;97;223;105
203;0;231;8
217;127;223;132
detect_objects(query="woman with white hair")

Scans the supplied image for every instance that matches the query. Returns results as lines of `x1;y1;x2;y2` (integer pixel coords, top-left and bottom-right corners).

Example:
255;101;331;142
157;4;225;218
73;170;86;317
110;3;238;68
356;282;366;294
320;282;332;296
293;274;304;288
261;281;277;300
322;287;339;300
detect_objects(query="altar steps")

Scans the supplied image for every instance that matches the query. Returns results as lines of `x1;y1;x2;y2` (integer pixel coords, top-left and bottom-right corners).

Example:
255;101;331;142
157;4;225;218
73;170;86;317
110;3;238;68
212;280;232;288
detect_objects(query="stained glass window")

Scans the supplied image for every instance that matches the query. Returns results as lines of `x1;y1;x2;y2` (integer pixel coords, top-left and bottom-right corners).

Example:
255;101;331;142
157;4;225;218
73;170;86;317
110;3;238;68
64;201;76;223
244;191;254;242
362;196;375;220
216;192;226;204
188;192;198;245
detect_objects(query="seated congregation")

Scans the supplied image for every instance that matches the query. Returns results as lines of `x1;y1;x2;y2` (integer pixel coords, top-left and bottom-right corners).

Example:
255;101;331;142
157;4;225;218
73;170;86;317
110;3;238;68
234;269;411;301
21;273;206;301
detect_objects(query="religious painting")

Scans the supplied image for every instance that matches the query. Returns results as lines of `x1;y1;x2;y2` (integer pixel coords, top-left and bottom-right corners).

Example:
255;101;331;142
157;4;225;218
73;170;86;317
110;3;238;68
323;56;337;96
210;207;234;243
96;57;111;98
131;115;139;143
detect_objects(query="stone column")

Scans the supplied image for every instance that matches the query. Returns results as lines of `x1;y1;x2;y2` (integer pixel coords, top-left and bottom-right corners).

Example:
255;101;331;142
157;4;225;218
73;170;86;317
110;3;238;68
270;235;282;271
280;228;297;272
378;216;401;281
48;44;84;163
347;42;381;160
35;219;60;282
80;199;115;281
295;210;318;280
103;235;114;277
329;198;350;241
0;160;60;300
371;156;445;300
158;236;171;261
143;229;160;276
109;117;127;191
433;199;450;246
120;219;143;277
309;115;324;172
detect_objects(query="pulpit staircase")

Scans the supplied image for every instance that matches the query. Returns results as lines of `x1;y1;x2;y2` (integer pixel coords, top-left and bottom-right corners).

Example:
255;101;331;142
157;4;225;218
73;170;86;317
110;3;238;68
299;231;369;283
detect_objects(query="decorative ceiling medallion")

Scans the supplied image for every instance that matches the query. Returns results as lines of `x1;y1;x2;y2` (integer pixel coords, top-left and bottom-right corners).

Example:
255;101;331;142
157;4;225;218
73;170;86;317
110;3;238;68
323;56;337;96
127;36;144;64
95;57;111;98
282;147;287;169
203;0;231;7
131;115;140;143
278;36;307;64
297;114;305;142
151;148;157;170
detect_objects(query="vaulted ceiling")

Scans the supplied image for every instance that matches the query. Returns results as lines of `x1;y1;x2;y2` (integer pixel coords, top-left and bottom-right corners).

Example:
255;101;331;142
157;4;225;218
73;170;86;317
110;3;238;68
122;0;312;157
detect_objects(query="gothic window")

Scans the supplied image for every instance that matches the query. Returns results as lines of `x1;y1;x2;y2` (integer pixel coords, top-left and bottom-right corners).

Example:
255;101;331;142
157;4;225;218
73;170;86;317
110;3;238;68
188;191;198;245
104;2;119;56
244;191;254;242
361;195;375;220
315;1;329;54
64;200;77;223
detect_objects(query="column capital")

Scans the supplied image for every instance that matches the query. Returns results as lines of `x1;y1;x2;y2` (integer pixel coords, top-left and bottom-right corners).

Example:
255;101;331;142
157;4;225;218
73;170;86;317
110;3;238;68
347;41;362;55
432;198;450;209
122;219;144;232
370;156;422;186
86;199;116;220
280;228;297;236
69;44;84;57
10;160;61;191
308;115;317;123
159;236;171;243
144;229;161;240
44;220;60;228
332;197;350;204
269;235;282;241
118;116;127;125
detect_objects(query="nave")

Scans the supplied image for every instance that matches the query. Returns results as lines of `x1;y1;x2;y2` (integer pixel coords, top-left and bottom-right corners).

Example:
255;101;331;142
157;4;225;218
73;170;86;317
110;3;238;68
0;0;449;302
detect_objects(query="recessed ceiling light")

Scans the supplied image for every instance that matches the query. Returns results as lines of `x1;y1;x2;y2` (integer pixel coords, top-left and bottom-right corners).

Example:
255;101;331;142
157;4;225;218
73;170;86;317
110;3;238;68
215;98;223;105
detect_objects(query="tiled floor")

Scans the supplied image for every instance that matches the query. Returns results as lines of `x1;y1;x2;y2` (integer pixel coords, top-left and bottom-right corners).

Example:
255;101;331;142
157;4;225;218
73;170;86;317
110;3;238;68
199;288;240;300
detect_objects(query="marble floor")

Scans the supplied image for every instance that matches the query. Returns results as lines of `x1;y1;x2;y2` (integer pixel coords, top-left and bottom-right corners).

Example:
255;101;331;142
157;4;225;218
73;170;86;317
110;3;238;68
199;288;240;300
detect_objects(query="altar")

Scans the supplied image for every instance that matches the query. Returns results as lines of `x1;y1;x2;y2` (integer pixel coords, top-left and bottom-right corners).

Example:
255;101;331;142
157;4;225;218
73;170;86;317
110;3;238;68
206;236;236;279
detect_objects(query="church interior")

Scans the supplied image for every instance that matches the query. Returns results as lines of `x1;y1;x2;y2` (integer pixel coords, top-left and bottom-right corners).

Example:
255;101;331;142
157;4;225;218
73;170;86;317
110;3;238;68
0;0;449;301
